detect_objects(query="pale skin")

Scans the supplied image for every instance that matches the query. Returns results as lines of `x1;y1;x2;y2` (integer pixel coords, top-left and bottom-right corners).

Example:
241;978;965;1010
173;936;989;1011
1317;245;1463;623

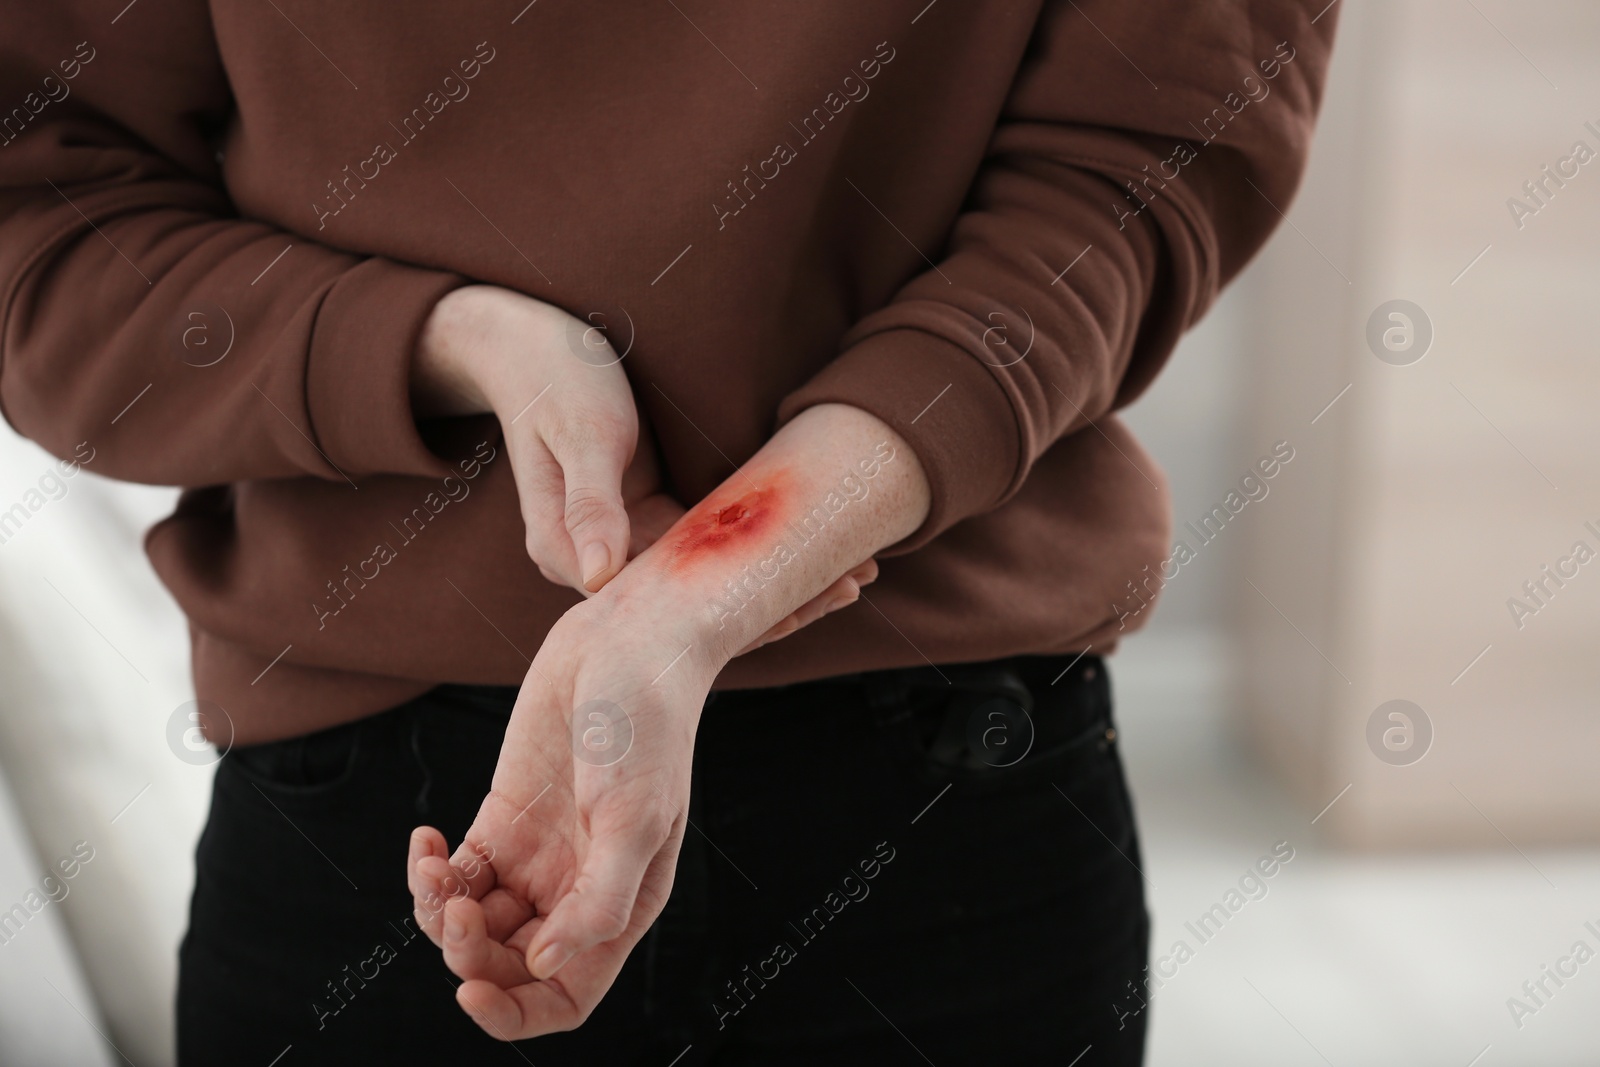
410;284;878;645
406;284;932;1038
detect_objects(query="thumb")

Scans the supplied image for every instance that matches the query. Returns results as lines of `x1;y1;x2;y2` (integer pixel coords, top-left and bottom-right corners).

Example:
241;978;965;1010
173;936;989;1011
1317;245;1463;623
525;806;673;980
550;430;633;593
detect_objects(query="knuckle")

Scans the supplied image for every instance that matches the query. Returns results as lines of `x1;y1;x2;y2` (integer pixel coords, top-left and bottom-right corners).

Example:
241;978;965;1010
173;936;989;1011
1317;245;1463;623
586;894;632;942
547;402;633;457
645;806;677;844
564;487;619;533
571;872;634;942
542;415;592;457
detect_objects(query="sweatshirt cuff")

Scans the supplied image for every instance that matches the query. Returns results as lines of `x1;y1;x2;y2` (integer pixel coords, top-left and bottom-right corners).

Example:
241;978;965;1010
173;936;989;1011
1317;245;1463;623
307;257;467;480
775;327;1021;554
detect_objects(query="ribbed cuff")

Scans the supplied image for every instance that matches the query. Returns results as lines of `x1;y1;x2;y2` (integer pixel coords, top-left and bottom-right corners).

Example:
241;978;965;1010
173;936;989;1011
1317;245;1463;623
307;258;466;479
775;327;1021;554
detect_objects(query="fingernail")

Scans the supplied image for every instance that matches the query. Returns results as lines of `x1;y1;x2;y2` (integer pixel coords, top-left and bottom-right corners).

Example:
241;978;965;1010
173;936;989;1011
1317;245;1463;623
531;942;568;979
445;911;465;943
824;593;856;614
579;542;610;587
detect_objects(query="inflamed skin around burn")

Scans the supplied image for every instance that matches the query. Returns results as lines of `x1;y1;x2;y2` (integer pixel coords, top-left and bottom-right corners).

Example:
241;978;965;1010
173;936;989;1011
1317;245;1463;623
660;441;896;631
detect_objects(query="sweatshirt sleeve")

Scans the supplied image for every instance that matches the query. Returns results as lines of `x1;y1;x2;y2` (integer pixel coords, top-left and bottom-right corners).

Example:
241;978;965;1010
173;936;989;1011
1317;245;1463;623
0;2;464;487
776;0;1337;552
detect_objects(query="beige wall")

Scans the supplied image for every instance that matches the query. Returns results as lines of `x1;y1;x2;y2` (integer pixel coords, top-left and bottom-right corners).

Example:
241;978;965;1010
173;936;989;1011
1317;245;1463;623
1236;0;1600;846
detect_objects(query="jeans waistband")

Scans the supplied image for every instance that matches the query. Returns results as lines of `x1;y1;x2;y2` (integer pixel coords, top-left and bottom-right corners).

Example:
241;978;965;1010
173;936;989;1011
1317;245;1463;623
425;650;1102;725
426;650;1102;720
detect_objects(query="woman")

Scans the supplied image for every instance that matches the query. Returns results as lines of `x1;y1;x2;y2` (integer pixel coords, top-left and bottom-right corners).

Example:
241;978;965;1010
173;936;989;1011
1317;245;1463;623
0;1;1333;1063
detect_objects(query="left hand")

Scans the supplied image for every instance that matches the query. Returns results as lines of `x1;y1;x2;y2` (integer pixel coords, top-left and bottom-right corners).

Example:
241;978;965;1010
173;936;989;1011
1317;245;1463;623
406;591;711;1039
406;401;929;1040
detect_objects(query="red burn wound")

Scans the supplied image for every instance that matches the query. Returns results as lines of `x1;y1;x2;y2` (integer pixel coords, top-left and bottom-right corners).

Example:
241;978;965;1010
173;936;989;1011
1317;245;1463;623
667;475;787;568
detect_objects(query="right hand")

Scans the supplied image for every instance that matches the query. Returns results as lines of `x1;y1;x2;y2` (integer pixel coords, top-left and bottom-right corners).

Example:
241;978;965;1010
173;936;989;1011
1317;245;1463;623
413;285;646;593
411;283;878;633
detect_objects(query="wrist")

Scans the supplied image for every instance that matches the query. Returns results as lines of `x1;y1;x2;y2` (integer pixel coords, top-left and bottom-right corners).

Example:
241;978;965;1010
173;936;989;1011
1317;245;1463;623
413;287;485;417
412;285;562;419
579;559;735;687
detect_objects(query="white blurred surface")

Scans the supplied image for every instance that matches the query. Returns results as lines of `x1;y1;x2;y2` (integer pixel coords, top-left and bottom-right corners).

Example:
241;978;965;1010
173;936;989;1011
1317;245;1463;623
1113;630;1600;1067
0;429;201;1067
0;762;116;1067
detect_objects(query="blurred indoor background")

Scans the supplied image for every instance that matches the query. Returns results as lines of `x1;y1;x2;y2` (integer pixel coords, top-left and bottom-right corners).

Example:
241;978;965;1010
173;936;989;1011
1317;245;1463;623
0;1;1596;1063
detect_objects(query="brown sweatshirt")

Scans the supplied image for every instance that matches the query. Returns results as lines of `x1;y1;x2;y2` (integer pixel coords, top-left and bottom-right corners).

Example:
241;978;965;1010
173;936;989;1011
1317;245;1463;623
0;1;1334;743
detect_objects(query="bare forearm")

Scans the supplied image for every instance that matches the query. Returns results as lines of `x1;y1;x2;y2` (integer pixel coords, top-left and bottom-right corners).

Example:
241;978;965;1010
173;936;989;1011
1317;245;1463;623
610;402;930;668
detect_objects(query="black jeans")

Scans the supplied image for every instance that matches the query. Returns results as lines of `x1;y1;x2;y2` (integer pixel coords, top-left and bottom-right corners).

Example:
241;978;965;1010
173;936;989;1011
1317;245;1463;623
177;653;1149;1065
